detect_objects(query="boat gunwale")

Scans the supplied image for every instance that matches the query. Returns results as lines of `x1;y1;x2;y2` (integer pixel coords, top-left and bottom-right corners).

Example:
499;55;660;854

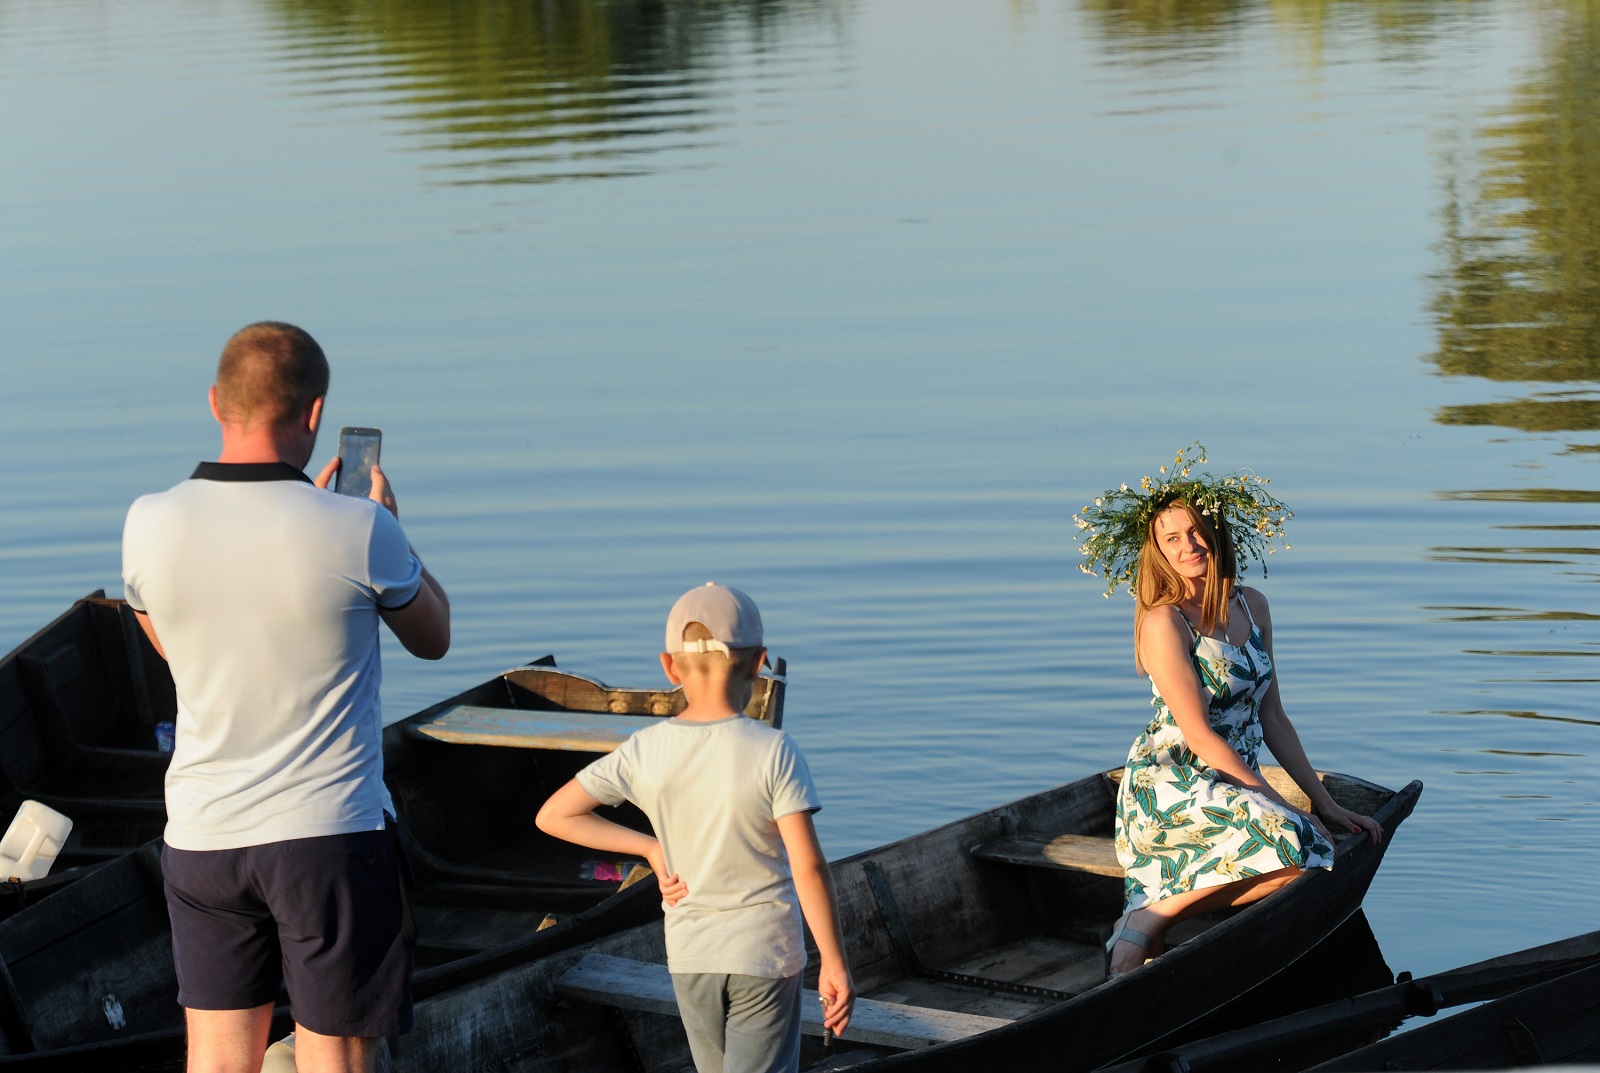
858;774;1422;1071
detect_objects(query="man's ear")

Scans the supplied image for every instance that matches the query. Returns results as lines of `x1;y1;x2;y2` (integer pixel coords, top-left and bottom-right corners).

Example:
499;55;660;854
659;651;683;685
208;385;223;425
305;396;325;435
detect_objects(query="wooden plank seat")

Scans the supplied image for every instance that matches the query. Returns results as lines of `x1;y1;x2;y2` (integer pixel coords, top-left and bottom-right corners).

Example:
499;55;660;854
407;705;671;753
555;953;1013;1050
970;833;1123;878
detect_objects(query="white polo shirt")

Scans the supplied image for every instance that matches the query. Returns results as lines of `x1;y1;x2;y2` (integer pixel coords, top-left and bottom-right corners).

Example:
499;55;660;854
122;462;422;851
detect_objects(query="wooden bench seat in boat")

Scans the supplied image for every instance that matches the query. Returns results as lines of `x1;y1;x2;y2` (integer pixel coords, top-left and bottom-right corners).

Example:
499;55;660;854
969;833;1123;878
555;953;1014;1050
407;705;672;752
969;766;1344;878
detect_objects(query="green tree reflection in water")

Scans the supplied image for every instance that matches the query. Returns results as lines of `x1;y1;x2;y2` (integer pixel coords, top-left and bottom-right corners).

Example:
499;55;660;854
1430;0;1600;453
1078;0;1494;60
263;0;846;185
1426;1;1600;634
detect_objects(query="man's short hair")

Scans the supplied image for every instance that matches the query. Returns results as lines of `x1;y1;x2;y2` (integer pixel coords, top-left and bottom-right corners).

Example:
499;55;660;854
214;322;330;428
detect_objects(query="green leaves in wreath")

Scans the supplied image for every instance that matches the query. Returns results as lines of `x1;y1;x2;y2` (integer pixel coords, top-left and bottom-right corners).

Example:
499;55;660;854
1074;444;1294;597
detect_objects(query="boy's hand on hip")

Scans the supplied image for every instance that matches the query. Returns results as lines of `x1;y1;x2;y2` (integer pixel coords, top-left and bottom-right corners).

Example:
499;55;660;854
817;961;855;1035
645;845;687;907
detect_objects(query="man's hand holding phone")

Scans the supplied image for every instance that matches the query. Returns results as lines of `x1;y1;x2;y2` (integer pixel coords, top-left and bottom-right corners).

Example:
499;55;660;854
314;425;400;519
315;459;400;519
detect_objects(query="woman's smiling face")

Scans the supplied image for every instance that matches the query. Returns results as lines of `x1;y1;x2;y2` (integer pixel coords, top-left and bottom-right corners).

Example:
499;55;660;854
1153;503;1210;581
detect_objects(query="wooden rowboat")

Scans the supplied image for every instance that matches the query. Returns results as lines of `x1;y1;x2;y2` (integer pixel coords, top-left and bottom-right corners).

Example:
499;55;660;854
0;594;173;895
1099;927;1600;1072
0;615;784;1066
376;766;1420;1072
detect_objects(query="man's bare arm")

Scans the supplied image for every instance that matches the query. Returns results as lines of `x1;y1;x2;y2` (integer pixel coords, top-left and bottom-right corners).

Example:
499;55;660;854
380;565;450;660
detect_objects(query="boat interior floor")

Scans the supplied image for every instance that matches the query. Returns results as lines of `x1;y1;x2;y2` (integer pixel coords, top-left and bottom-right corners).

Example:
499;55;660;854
858;912;1228;1022
868;934;1106;1020
409;847;646;968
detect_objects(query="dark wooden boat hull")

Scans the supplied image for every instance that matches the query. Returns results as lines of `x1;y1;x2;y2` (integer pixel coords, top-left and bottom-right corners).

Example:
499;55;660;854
0;594;174;893
0;868;662;1072
0;620;784;1067
364;768;1420;1073
869;775;1420;1072
1307;956;1600;1071
1099;927;1600;1073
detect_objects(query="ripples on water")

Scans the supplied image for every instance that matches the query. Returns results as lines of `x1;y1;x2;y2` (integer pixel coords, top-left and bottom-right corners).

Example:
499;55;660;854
0;0;1597;982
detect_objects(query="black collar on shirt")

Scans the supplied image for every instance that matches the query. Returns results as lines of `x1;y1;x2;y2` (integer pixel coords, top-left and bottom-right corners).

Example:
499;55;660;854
190;462;313;484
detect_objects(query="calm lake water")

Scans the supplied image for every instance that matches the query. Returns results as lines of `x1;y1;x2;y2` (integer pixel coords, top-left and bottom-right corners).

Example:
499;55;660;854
2;0;1597;991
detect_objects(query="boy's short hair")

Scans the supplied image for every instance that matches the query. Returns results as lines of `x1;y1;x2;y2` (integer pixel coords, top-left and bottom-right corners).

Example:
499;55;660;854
674;622;764;677
665;583;764;677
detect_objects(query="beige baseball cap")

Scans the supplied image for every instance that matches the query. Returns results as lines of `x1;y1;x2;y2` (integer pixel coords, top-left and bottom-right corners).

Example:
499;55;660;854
665;582;764;655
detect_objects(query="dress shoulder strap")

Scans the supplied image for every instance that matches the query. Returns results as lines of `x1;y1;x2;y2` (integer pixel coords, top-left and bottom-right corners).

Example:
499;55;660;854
1236;590;1258;632
1174;606;1201;641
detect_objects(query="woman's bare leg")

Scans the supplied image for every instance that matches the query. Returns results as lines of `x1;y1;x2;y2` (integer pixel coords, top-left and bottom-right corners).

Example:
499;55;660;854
1108;866;1300;975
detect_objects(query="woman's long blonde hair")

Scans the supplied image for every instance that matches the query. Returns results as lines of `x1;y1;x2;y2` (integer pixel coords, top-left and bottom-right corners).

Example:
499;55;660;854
1134;498;1237;673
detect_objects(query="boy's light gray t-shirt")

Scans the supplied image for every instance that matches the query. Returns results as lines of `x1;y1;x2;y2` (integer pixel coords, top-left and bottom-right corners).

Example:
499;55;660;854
577;715;820;978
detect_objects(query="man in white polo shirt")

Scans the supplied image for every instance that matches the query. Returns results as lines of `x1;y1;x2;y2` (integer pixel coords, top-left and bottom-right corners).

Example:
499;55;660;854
121;322;450;1073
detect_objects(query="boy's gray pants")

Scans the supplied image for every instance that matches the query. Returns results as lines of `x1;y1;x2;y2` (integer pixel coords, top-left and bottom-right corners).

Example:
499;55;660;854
670;971;803;1073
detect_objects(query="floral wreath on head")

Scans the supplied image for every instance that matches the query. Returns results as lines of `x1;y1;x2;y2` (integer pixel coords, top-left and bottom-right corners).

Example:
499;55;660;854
1073;443;1293;597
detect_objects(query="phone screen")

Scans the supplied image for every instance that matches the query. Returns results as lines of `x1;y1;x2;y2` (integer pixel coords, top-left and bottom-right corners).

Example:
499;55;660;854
334;427;382;498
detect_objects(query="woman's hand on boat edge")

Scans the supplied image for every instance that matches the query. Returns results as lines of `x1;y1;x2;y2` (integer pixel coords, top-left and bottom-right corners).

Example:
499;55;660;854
1319;802;1384;846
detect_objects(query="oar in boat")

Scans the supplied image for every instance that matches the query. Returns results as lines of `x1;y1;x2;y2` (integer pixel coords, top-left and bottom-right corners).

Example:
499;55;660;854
1306;946;1600;1071
1098;926;1600;1073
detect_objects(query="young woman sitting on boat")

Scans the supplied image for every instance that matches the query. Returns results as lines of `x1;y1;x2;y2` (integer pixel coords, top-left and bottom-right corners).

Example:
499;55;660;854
1075;446;1384;978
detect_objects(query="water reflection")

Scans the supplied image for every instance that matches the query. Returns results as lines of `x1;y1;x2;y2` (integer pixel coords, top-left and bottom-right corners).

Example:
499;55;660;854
263;0;845;185
1425;7;1600;740
1079;0;1494;57
1078;0;1249;41
1436;394;1600;434
1443;708;1600;728
1425;547;1598;565
1429;1;1600;445
1425;607;1600;621
1436;488;1600;503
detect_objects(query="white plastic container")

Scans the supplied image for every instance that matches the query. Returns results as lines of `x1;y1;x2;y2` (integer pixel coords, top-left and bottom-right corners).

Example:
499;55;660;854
0;801;74;882
261;1031;297;1072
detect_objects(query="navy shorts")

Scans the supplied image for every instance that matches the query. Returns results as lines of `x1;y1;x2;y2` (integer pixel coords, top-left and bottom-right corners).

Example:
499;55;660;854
162;821;417;1037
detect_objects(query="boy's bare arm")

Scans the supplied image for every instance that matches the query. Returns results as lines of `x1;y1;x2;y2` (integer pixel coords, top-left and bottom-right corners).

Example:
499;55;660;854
777;810;855;1035
535;779;687;905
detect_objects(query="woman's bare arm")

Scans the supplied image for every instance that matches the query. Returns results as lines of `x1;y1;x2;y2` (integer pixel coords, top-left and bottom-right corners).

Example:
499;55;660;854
1246;588;1382;844
1139;604;1297;811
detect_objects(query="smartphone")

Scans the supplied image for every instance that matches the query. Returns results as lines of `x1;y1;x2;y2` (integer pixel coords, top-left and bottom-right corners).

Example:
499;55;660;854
333;427;382;498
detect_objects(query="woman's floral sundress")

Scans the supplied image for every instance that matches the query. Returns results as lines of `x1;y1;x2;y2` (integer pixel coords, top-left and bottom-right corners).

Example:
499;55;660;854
1114;594;1334;910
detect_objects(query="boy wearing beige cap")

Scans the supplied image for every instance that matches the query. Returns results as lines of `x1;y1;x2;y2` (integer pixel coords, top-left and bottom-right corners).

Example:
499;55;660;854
536;583;854;1073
